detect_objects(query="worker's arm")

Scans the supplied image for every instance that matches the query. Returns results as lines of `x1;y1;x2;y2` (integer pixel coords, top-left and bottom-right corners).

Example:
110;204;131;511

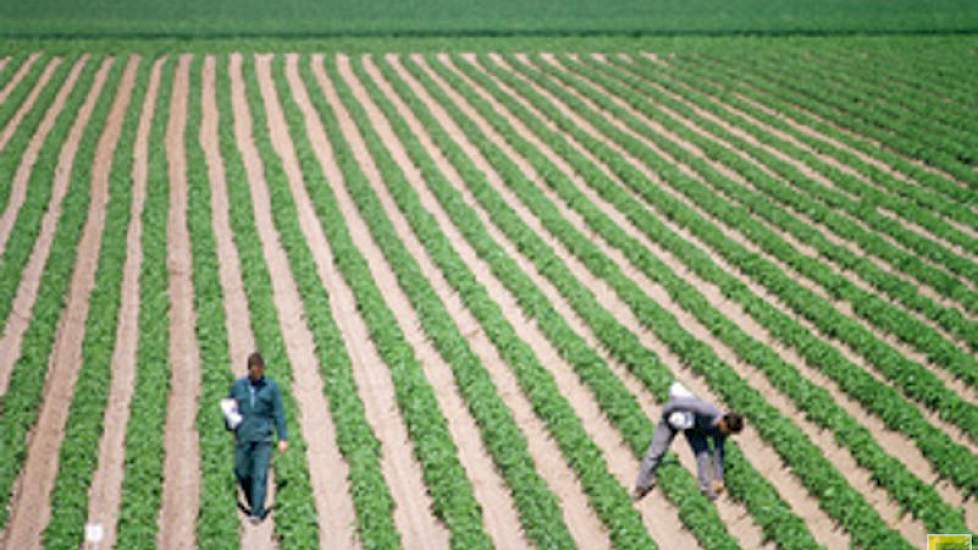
272;382;288;443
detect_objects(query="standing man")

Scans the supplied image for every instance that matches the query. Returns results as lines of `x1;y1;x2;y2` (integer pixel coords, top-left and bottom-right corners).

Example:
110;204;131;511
226;352;289;524
632;384;744;502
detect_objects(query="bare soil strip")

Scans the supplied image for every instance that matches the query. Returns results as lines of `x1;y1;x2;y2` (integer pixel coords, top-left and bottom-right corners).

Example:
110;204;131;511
646;51;978;197
365;53;700;549
1;56;124;550
526;53;978;515
658;68;978;262
0;55;95;399
83;56;164;550
616;55;978;299
157;54;202;550
299;52;454;548
485;52;934;544
725;87;978;238
0;53;46;151
0;53;43;104
391;54;622;548
0;57;69;256
574;55;978;408
230;52;356;549
452;52;857;547
340;53;548;549
544;55;978;451
200;55;278;548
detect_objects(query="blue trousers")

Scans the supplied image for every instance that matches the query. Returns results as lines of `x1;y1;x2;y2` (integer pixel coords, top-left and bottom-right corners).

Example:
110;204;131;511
235;440;273;517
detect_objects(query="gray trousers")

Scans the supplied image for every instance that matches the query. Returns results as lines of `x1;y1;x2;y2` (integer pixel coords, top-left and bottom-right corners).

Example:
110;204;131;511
635;419;717;498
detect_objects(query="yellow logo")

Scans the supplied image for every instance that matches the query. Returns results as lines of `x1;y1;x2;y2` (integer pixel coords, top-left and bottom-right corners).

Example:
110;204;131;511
928;534;972;550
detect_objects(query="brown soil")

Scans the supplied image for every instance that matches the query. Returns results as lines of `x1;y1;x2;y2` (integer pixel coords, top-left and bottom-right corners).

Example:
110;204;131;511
512;52;972;536
514;51;940;542
562;55;978;440
370;52;703;549
83;56;165;550
732;90;978;242
301;52;454;548
597;56;978;398
158;53;202;550
0;58;69;261
0;53;46;152
200;55;277;548
342;52;554;549
0;56;83;397
231;52;358;548
395;53;622;548
443;51;836;548
2;56;123;550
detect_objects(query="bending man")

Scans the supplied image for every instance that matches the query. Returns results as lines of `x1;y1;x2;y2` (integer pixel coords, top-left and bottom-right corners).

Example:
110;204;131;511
227;352;289;524
633;383;744;501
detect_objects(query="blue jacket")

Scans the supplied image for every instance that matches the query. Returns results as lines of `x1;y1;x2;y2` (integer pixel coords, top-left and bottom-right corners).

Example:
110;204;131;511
227;376;287;443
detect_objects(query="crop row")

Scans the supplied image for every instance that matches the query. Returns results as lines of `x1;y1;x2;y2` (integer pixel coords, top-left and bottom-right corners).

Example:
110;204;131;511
597;56;978;388
497;52;971;532
737;51;978;192
296;54;579;546
668;54;978;274
429;51;830;548
183;55;240;549
692;53;978;285
42;56;150;548
263;55;403;549
114;56;175;546
0;55;48;153
388;54;744;548
0;56;105;529
511;53;978;502
690;53;978;204
327;52;651;547
0;55;78;337
814;48;978;152
551;54;978;449
217;54;322;547
448;53;912;547
628;53;978;336
250;51;496;548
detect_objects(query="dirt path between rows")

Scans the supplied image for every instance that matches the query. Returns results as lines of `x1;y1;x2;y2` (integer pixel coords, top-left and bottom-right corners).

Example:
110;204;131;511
279;51;446;549
83;56;165;550
364;53;702;549
612;55;978;315
386;53;618;548
200;55;278;549
231;52;356;549
647;56;978;263
521;51;975;532
334;52;534;549
557;55;978;528
157;53;202;550
478;52;932;544
1;56;126;550
0;57;71;259
0;53;46;152
722;83;978;238
548;55;978;457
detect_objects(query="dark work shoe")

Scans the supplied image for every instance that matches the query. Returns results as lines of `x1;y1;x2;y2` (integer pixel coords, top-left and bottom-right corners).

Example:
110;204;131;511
631;485;652;502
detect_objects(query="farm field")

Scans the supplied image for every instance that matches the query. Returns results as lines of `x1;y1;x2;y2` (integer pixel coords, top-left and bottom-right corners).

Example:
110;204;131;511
0;36;976;550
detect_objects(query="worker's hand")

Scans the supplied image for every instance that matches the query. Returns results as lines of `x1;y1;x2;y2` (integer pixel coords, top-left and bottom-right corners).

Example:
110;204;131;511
712;480;725;496
278;440;288;454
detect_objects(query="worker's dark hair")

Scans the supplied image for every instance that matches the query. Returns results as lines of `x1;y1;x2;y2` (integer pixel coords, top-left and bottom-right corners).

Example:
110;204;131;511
247;352;265;370
723;413;744;434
